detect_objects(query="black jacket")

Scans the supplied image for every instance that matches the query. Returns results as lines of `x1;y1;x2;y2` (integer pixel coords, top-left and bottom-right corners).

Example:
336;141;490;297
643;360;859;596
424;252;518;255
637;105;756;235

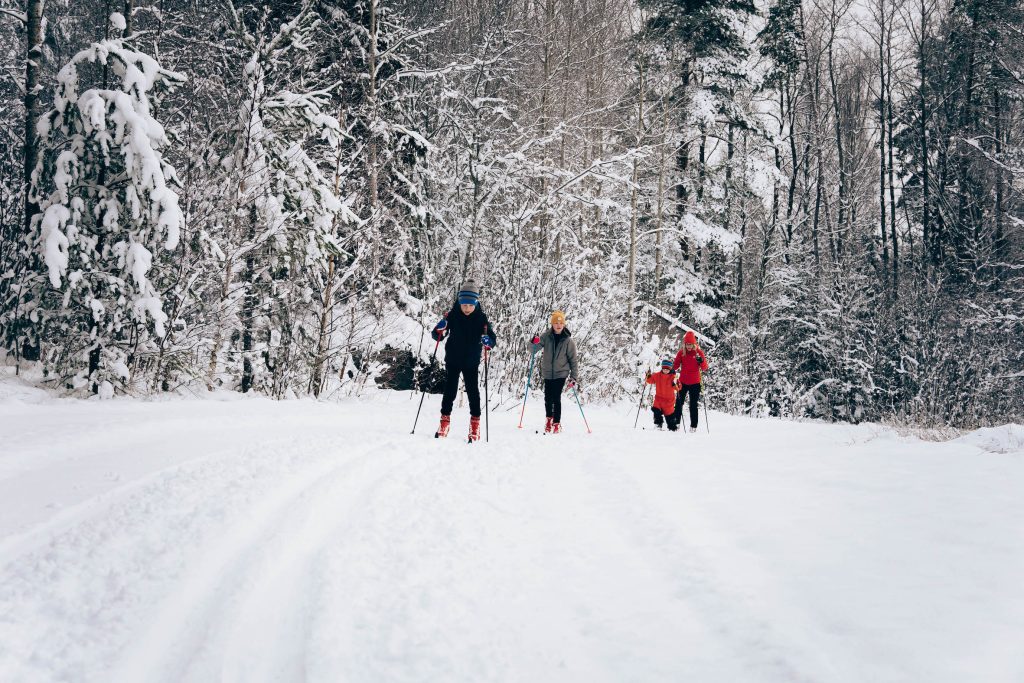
441;302;497;368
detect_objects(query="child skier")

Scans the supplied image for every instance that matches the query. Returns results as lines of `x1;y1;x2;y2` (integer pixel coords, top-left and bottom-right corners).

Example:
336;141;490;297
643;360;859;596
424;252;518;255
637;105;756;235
646;359;680;431
529;310;580;434
672;330;708;432
431;279;496;442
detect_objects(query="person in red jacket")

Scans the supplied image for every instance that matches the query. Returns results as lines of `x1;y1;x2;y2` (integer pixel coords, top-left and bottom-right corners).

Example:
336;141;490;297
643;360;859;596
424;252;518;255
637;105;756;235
672;330;708;432
645;359;680;431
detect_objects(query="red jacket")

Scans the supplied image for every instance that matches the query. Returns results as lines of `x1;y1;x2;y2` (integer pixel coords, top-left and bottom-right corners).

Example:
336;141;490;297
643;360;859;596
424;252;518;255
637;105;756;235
673;347;708;385
646;371;678;414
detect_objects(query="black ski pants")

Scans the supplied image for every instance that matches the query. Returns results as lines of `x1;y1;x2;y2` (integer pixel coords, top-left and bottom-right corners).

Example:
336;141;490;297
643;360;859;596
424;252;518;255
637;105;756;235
544;377;566;422
652;407;679;431
441;364;481;417
673;382;701;429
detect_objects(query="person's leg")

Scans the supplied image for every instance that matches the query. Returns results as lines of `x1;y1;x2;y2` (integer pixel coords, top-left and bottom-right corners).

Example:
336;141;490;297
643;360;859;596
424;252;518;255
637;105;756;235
551;377;566;423
688;384;701;429
672;389;684;425
543;379;556;418
666;408;679;431
440;364;461;416
462;366;481;417
652;407;664;427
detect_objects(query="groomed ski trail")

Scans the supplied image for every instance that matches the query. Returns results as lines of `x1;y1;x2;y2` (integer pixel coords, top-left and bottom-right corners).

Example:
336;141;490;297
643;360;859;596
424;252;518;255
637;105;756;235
1;393;1022;683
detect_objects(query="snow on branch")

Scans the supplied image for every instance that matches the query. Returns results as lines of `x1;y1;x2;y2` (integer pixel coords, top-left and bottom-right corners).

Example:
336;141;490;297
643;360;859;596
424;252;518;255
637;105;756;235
634;302;718;348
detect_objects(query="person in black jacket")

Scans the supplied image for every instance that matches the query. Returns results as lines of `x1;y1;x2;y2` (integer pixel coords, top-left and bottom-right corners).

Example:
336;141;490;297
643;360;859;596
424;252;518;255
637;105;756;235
430;279;496;441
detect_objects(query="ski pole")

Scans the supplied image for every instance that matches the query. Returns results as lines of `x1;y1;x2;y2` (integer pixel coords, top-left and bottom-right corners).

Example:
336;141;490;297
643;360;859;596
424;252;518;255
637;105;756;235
571;385;592;434
411;339;441;434
484;325;490;443
517;347;539;429
701;378;710;433
633;377;649;429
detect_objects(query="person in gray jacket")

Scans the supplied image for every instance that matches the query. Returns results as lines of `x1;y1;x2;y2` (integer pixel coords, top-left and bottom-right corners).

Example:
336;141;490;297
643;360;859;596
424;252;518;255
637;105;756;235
529;310;580;433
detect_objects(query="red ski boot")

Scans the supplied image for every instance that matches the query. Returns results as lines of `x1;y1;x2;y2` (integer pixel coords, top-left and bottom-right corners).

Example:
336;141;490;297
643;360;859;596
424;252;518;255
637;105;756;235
552;422;562;434
544;417;554;434
468;416;481;442
435;414;450;438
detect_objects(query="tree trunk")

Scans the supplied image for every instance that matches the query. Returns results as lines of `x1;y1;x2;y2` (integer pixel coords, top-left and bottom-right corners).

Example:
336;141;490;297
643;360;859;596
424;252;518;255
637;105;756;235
826;27;848;246
628;57;645;301
675;60;692;215
366;0;380;283
885;13;899;293
724;121;734;233
24;0;44;239
878;0;890;283
240;203;257;393
918;0;931;265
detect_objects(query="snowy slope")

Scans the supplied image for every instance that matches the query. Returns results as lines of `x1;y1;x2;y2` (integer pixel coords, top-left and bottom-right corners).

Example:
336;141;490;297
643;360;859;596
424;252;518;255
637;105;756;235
1;383;1023;683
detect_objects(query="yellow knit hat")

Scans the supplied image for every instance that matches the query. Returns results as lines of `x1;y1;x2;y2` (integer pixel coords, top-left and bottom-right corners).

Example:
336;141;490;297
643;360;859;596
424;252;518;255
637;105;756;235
550;310;566;325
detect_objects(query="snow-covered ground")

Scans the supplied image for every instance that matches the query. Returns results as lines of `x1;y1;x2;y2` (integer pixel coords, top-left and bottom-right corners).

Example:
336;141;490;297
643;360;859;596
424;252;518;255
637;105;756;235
1;377;1023;682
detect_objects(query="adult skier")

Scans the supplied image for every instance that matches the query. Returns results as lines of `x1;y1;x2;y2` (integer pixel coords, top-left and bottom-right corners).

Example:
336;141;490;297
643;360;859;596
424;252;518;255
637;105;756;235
672;330;708;432
529;310;580;434
645;359;680;431
431;279;496;442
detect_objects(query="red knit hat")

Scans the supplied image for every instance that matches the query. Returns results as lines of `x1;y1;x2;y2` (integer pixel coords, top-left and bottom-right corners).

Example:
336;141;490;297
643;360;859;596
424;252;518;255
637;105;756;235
683;330;697;344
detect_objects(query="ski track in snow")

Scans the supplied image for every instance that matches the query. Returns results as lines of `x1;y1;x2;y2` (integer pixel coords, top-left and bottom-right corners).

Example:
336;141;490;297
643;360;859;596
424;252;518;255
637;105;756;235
1;393;1023;682
577;453;821;682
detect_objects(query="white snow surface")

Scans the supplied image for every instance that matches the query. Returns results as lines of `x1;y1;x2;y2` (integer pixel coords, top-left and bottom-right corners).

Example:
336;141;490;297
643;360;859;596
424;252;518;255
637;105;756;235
1;381;1022;682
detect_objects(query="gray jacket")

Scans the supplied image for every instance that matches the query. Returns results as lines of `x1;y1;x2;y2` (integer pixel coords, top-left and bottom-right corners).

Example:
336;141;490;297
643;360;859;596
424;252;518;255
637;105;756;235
531;328;579;381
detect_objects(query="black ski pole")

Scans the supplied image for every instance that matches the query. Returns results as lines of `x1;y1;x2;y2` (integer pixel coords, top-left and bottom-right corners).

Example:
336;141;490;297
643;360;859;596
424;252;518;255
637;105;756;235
411;339;441;434
518;347;539;429
701;379;710;433
633;376;649;429
484;325;490;443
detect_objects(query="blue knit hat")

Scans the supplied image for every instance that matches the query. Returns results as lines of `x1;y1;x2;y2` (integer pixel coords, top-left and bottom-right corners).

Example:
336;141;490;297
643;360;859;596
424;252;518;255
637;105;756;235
457;279;480;306
661;359;673;369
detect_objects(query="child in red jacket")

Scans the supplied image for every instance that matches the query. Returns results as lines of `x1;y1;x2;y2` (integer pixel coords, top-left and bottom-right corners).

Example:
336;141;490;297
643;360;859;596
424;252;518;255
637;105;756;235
672;330;709;432
645;359;680;431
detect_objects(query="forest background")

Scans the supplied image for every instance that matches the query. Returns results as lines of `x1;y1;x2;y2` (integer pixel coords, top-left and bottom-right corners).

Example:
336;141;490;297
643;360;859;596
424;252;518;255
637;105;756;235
0;0;1021;428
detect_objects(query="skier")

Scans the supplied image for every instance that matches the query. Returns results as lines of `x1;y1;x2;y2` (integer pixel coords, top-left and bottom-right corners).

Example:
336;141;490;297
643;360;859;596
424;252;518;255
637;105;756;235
672;330;708;432
645;359;679;431
431;279;496;441
529;310;580;434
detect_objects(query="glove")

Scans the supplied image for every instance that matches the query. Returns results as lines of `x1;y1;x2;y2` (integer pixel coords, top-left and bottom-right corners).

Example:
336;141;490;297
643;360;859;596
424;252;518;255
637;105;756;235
481;334;493;350
530;334;541;345
645;370;652;379
567;378;579;391
696;354;705;366
431;318;447;342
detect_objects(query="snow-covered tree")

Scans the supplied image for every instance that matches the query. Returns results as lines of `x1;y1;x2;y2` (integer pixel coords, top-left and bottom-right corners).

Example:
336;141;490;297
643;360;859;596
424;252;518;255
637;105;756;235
29;25;184;395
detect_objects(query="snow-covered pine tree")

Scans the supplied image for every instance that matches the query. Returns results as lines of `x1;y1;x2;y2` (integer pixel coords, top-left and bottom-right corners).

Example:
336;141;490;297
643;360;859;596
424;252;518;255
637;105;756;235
636;0;760;339
29;18;184;395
